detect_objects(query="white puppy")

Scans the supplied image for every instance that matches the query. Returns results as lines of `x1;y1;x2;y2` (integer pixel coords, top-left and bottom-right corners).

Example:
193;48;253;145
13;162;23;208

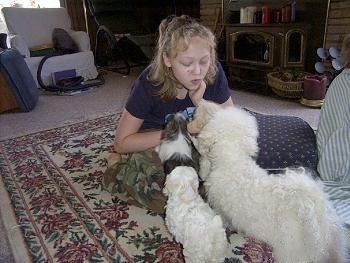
188;101;347;263
157;112;228;263
163;166;228;263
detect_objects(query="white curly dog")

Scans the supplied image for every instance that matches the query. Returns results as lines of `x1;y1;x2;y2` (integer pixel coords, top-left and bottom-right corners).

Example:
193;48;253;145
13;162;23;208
188;101;346;263
163;166;228;263
157;113;228;263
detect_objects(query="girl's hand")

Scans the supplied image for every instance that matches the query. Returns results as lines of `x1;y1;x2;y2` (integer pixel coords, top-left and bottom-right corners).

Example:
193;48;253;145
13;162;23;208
188;81;206;106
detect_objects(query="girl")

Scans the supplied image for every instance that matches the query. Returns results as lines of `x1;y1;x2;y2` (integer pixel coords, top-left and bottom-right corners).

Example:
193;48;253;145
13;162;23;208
102;15;233;213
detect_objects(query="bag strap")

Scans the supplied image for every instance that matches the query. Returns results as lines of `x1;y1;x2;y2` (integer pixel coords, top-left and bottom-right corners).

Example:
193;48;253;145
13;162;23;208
36;52;86;93
36;53;105;93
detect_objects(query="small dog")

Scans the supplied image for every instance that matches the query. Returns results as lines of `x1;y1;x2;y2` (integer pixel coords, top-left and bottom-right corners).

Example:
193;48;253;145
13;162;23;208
188;101;347;263
157;113;195;175
157;112;228;263
163;166;228;263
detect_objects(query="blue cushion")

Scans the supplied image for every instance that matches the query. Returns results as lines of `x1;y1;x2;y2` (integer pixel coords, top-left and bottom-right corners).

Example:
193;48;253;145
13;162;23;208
249;111;318;174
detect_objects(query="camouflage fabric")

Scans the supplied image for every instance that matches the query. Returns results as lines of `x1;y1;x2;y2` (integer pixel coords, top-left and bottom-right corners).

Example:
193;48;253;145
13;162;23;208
102;149;167;214
102;146;202;214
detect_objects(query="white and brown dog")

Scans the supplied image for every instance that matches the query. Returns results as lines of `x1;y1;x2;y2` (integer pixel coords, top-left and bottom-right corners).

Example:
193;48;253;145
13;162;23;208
157;113;228;263
188;101;347;263
157;113;196;175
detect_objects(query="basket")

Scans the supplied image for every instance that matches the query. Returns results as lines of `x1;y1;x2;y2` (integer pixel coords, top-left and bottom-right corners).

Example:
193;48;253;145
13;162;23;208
267;72;305;99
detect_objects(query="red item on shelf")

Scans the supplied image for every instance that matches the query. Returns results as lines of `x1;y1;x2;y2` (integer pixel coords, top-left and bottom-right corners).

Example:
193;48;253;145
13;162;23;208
262;6;272;24
281;5;291;23
285;5;291;23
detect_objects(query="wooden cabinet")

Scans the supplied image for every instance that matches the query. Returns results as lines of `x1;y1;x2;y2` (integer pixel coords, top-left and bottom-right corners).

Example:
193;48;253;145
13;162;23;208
225;23;308;87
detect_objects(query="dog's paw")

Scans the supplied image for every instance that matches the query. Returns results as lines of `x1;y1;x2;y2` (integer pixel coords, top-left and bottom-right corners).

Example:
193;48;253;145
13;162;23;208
187;121;200;134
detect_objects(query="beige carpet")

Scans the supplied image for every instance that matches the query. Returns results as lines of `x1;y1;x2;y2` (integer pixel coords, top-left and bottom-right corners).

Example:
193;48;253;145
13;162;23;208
0;67;321;141
0;112;276;262
0;69;136;140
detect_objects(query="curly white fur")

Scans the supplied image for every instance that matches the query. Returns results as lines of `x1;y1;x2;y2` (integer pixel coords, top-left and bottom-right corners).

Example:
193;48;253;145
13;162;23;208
163;166;228;263
189;101;347;263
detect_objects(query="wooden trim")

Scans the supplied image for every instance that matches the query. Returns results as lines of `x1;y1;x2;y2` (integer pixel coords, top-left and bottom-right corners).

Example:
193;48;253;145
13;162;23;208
323;0;331;47
65;0;86;31
0;73;18;113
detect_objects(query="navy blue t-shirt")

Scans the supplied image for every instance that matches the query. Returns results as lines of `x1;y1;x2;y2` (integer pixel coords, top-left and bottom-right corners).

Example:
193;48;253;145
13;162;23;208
125;63;231;130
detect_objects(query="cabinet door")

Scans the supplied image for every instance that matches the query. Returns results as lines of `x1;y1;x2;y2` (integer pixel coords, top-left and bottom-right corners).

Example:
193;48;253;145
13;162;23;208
283;29;307;68
226;27;276;68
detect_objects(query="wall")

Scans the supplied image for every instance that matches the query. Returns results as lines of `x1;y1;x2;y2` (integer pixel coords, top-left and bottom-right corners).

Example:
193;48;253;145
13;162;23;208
200;0;222;32
324;0;350;49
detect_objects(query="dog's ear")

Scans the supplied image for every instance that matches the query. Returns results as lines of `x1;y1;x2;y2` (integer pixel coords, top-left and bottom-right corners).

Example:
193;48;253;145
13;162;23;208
187;118;205;134
187;167;199;190
163;171;181;197
165;167;199;202
179;167;199;203
196;130;215;156
188;101;221;134
163;176;192;200
163;175;173;196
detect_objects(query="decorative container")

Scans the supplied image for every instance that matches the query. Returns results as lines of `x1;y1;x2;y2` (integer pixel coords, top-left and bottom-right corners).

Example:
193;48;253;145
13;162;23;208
300;74;327;107
267;71;310;98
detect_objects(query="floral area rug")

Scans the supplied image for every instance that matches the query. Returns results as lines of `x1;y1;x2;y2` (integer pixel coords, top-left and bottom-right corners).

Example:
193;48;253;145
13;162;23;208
0;114;274;263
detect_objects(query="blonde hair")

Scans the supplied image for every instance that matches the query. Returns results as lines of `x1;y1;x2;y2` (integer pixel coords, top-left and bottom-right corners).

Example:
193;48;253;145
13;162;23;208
341;34;350;68
148;15;218;102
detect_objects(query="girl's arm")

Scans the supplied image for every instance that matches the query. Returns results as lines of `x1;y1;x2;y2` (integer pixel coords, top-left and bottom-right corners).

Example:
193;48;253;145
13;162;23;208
188;81;234;107
113;109;162;153
221;97;234;107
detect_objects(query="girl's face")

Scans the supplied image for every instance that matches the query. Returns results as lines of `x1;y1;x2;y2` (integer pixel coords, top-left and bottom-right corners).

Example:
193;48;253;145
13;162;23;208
163;36;211;91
